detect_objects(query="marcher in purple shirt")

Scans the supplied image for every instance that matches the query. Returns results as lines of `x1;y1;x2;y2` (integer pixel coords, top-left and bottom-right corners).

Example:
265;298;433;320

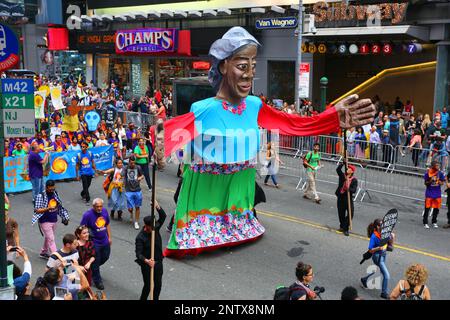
126;123;138;151
28;143;50;202
423;161;445;228
80;198;111;290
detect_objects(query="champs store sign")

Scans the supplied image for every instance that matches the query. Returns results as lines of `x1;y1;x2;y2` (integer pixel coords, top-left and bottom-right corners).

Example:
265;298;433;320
313;1;408;26
115;28;177;54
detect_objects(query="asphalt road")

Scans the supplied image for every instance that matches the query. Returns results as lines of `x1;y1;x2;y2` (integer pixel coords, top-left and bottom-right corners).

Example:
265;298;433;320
8;161;450;300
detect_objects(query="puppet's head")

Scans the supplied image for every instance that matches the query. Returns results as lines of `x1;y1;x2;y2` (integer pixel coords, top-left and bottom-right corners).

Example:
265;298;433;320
208;27;260;98
85;111;100;132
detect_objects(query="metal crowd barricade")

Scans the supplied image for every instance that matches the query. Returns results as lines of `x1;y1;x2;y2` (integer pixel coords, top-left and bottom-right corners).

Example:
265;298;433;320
345;139;395;171
393;145;447;172
358;165;427;202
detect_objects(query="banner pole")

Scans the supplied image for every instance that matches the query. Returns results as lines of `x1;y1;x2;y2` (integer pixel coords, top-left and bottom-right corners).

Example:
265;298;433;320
149;155;156;301
343;129;353;231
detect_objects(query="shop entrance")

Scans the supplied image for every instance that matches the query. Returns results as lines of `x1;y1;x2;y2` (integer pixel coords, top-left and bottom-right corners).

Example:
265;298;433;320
267;60;295;105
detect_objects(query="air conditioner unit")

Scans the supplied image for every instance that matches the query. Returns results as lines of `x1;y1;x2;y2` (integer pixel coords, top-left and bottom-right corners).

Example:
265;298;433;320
303;14;316;34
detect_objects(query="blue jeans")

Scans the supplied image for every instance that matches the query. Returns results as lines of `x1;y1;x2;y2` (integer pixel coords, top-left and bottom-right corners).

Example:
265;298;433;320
264;174;278;185
30;177;44;201
362;252;390;295
92;244;111;285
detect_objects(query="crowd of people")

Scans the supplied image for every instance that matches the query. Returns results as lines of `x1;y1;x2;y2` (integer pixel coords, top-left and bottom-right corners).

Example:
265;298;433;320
4;75;172;163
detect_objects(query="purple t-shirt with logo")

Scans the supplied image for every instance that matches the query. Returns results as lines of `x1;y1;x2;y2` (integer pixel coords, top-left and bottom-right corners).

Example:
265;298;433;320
80;208;110;247
424;170;445;199
28;152;43;179
39;192;58;224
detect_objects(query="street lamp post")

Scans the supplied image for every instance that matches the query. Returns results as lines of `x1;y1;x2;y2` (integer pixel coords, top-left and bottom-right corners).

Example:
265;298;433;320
320;77;328;112
295;0;303;113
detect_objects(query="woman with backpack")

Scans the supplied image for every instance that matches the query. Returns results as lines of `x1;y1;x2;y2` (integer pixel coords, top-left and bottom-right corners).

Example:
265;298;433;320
303;142;322;204
99;158;126;221
290;262;318;300
390;264;431;300
360;219;391;299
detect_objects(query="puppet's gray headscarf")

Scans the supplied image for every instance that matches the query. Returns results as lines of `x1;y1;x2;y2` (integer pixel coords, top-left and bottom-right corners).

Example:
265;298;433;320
208;27;261;92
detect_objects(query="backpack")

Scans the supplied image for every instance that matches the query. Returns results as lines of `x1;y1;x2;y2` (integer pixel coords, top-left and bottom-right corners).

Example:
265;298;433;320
399;281;425;300
273;284;302;300
302;152;312;169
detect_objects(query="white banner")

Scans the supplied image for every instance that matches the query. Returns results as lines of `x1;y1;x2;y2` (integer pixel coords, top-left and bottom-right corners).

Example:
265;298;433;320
34;90;46;119
50;86;65;110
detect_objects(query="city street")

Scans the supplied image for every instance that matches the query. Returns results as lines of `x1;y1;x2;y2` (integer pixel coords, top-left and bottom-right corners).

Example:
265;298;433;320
9;161;450;300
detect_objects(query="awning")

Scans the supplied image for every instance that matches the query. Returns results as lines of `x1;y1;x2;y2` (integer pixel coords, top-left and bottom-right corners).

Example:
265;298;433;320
303;25;430;42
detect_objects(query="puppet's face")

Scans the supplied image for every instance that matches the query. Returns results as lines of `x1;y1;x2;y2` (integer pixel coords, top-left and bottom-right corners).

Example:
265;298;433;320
85;111;100;132
220;45;257;102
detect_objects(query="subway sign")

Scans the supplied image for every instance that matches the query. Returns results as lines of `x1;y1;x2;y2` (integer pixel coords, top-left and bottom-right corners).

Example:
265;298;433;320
255;17;298;30
115;28;177;54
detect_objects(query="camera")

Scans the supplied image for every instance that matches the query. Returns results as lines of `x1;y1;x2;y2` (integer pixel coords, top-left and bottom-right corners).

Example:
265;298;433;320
314;286;325;294
10;247;19;252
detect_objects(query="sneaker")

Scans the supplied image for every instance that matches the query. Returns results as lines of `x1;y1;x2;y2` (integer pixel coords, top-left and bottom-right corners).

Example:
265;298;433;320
380;293;389;300
39;253;50;260
303;195;310;200
95;282;104;290
360;278;368;289
424;224;430;229
134;222;140;230
432;223;438;228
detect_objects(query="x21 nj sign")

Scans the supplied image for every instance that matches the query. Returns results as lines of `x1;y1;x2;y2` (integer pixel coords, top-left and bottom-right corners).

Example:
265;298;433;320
0;79;35;138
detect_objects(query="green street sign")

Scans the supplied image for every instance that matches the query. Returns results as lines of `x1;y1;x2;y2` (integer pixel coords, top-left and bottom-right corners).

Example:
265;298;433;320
1;94;34;110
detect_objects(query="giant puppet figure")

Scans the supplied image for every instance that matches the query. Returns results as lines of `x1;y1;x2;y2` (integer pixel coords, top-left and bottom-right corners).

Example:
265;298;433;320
157;27;375;258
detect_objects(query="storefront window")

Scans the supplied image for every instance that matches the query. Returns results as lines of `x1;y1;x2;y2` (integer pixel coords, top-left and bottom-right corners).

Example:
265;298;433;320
109;57;131;91
268;61;295;104
159;59;189;91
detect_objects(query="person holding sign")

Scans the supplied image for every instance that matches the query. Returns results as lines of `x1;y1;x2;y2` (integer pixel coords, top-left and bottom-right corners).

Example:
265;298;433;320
423;160;445;229
360;219;391;299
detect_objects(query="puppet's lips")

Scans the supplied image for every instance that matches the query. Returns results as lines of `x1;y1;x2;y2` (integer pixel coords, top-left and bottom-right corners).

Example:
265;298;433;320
239;83;252;91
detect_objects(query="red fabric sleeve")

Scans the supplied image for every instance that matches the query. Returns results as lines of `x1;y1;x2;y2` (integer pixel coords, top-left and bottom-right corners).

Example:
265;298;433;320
257;103;340;136
152;112;198;157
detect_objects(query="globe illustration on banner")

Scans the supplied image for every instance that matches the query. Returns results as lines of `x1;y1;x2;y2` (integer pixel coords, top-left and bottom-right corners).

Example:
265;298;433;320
51;157;68;174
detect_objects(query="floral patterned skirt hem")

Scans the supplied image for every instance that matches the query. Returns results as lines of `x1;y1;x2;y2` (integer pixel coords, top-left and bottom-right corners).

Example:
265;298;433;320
165;165;265;257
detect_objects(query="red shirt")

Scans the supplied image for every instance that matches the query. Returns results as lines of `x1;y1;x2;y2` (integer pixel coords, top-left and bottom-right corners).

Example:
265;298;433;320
157;106;166;120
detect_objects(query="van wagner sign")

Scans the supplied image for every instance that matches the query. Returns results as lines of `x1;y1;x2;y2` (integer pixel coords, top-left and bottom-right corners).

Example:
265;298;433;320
256;17;298;30
115;28;177;54
313;1;408;25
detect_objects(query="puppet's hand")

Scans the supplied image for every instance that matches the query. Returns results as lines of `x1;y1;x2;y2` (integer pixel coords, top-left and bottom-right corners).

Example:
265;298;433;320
335;94;376;129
